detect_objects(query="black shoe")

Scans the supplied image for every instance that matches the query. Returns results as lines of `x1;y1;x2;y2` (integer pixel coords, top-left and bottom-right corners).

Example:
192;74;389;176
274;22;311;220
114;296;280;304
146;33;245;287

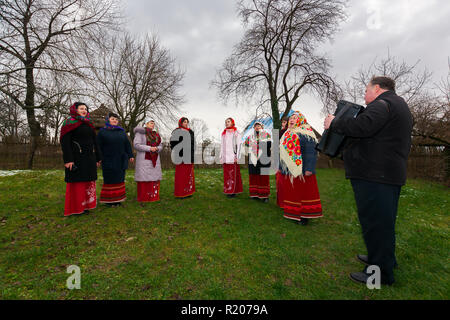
227;194;236;198
349;271;370;285
84;210;90;214
357;254;399;269
300;218;309;226
262;198;269;203
356;254;370;266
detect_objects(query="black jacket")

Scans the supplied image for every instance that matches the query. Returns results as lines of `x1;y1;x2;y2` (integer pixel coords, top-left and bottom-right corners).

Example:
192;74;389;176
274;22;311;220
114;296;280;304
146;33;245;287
170;128;195;164
97;128;134;184
331;91;413;185
61;123;102;183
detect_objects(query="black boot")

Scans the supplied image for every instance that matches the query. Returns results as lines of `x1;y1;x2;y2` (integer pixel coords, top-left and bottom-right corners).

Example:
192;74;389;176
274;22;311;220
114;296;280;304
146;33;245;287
300;218;309;226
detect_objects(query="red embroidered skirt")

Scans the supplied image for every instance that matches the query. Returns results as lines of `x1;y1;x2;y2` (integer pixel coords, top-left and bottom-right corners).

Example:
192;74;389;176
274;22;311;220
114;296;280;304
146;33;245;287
249;174;270;198
100;182;126;204
64;181;97;216
223;163;243;194
276;171;284;207
280;173;323;220
174;164;195;198
137;181;160;202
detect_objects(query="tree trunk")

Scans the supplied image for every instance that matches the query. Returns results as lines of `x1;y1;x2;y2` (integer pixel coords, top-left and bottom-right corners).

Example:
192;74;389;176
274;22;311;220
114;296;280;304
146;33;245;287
270;95;280;130
25;63;41;169
26;108;40;169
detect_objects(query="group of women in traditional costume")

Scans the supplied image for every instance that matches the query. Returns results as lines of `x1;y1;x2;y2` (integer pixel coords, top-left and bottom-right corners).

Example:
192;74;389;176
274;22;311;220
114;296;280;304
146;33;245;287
220;112;323;225
61;103;195;217
61;102;322;226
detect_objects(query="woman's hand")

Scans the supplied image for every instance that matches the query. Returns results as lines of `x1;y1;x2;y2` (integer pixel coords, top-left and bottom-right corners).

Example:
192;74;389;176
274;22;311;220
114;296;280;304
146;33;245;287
64;162;75;170
129;158;135;163
305;171;313;177
150;147;157;152
97;161;102;168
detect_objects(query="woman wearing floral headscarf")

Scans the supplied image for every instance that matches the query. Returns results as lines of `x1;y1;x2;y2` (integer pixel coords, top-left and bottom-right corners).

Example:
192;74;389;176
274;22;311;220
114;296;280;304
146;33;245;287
170;117;195;198
243;121;272;202
279;111;322;225
60;102;102;216
220;117;243;197
134;118;163;203
97;112;134;207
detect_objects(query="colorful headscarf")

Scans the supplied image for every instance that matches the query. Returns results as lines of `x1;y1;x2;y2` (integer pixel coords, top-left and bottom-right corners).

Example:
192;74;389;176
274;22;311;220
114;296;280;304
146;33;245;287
222;118;237;136
60;102;95;142
178;117;190;131
243;121;272;166
102;113;125;131
145;124;162;167
280;111;317;178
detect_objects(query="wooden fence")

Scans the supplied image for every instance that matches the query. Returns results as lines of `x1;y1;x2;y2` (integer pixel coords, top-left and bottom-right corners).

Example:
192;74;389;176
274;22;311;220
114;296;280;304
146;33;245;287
0;143;448;185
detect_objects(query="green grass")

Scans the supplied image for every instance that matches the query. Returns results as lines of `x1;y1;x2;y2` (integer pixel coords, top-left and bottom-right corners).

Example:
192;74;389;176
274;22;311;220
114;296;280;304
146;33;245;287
0;168;448;300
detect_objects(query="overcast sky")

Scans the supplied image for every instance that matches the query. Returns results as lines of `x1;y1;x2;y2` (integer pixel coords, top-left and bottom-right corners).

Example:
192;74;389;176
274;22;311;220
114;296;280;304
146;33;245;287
124;0;450;138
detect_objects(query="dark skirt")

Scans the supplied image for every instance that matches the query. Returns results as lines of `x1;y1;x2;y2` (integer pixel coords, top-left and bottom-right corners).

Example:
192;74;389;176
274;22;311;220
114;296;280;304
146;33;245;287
249;174;270;199
280;173;323;221
64;181;97;216
102;167;126;185
100;182;126;204
174;164;195;198
223;163;243;194
137;181;160;202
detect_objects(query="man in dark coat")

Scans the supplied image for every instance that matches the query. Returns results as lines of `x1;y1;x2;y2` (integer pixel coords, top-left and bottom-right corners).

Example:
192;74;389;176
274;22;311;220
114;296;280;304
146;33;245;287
324;76;413;286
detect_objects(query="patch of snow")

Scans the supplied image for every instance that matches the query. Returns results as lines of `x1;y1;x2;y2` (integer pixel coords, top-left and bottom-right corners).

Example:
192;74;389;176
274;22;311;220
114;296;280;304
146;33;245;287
0;170;33;177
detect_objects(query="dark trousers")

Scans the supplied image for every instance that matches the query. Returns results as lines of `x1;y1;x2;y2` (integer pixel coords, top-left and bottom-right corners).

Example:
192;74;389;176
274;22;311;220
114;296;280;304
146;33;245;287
350;179;401;284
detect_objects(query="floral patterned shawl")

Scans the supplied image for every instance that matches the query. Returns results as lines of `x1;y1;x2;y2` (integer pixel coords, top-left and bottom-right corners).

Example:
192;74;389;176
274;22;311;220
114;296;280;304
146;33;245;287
280;111;317;178
60;103;95;142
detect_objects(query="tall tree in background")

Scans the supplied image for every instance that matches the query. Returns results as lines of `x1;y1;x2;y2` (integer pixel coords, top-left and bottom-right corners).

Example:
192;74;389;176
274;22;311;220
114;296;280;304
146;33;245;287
213;0;346;129
85;33;185;140
0;0;121;168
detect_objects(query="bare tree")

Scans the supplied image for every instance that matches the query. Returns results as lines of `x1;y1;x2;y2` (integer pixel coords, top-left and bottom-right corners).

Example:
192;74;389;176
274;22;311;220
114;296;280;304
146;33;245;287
37;70;83;144
0;0;121;168
190;118;211;145
213;0;347;129
0;88;28;142
84;32;185;140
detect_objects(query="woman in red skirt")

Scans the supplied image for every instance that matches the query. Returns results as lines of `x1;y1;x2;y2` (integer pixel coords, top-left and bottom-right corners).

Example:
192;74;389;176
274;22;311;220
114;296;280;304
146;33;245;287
279;111;322;225
60;102;102;216
220;118;243;198
133;119;163;204
276;116;288;207
170;117;196;198
243;121;272;202
97;113;134;207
